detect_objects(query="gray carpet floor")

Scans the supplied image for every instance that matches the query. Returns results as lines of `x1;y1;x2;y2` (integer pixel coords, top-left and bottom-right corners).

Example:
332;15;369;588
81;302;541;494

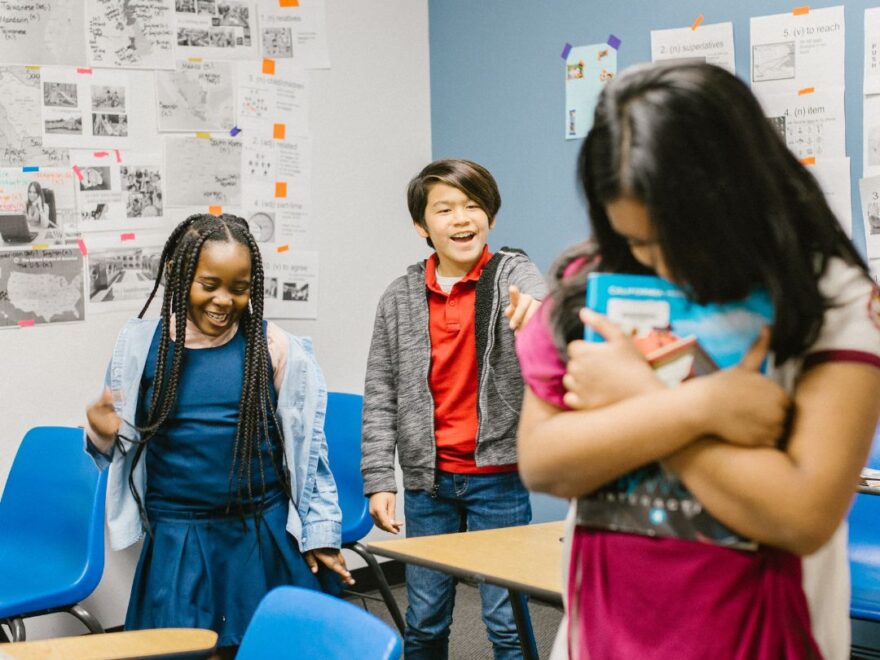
346;581;564;659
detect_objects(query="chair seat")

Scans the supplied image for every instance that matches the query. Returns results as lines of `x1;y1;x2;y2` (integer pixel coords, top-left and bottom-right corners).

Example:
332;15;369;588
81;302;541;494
0;536;95;617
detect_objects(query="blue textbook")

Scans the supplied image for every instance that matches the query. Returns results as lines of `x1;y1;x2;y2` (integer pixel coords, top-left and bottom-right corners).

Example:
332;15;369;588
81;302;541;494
577;272;774;550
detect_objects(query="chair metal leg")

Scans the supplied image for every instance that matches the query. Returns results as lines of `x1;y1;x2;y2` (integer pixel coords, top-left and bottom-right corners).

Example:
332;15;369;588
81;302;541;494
7;617;26;642
68;604;104;634
347;541;405;636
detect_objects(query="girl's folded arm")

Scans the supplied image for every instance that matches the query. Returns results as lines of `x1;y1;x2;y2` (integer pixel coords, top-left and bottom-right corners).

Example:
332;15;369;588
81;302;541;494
517;384;709;499
667;361;880;555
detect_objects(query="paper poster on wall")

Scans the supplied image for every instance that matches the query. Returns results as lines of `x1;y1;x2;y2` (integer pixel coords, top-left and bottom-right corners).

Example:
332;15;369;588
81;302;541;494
750;6;845;94
244;194;311;248
866;8;880;96
565;43;617;140
40;67;133;149
86;0;176;69
0;2;87;66
0;167;78;246
157;60;236;132
860;175;880;264
650;21;735;73
71;150;167;232
175;0;258;60
242;132;311;187
0;66;70;168
237;62;309;132
865;95;880;178
805;158;852;236
0;246;85;328
164;135;242;207
85;232;165;314
258;0;330;69
756;87;846;160
262;249;318;319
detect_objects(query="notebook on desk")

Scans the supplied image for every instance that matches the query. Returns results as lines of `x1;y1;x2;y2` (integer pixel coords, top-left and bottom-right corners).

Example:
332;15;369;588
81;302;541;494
0;214;37;243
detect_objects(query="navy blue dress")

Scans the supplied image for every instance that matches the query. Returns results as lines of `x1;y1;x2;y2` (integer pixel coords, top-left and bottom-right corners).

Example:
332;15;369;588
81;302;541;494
124;323;322;646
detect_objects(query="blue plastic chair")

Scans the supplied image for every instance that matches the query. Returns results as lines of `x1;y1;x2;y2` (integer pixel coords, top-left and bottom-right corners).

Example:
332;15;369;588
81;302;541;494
237;585;401;659
325;392;405;635
849;425;880;653
0;426;108;642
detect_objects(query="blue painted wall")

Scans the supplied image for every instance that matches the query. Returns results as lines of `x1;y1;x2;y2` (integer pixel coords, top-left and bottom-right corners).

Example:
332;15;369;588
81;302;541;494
429;0;874;273
429;0;875;523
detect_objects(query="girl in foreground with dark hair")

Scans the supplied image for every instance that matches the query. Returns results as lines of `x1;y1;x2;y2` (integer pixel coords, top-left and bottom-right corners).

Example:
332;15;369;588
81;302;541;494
516;62;880;659
85;214;352;654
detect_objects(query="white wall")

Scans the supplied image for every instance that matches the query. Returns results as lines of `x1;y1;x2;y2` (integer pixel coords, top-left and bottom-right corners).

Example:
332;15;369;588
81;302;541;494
0;0;430;636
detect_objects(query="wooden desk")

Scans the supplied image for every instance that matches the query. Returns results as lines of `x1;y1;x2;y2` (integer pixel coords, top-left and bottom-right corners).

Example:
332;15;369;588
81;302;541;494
0;627;218;660
368;521;565;660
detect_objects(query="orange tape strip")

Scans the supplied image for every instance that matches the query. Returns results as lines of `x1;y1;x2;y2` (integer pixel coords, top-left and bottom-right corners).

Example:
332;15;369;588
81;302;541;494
273;123;286;140
800;156;816;165
279;0;300;5
691;15;704;30
277;244;290;253
209;206;223;216
275;181;287;198
798;86;815;95
793;6;810;15
262;58;276;75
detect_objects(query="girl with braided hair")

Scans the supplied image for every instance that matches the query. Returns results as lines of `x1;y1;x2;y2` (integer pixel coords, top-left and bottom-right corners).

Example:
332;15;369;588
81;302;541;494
85;213;351;652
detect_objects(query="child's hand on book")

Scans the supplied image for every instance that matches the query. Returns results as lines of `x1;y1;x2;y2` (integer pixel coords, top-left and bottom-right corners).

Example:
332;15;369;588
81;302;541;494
563;308;665;410
689;328;790;448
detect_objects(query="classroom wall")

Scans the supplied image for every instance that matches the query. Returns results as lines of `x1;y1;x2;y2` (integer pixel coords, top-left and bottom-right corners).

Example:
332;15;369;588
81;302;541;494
0;0;431;636
428;0;877;524
428;0;875;273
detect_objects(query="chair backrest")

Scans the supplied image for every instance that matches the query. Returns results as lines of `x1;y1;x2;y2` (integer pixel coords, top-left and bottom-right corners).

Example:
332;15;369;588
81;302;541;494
0;426;108;614
325;392;373;544
237;585;401;660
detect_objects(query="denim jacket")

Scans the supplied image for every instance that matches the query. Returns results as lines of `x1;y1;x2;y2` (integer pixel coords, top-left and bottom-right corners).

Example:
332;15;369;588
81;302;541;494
85;318;341;553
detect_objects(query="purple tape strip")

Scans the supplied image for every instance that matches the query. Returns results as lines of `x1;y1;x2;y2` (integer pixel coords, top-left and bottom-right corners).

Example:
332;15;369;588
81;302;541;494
229;126;241;137
607;34;621;50
561;42;572;60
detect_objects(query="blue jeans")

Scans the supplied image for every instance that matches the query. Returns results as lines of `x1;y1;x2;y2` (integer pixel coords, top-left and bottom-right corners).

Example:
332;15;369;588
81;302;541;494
403;470;532;660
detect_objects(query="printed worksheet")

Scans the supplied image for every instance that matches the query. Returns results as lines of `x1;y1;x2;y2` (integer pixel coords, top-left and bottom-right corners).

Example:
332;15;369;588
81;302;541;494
866;95;880;179
651;21;735;73
756;87;846;160
71;149;167;232
866;8;880;95
175;0;258;60
0;66;69;168
40;67;134;149
157;60;236;132
806;158;852;237
262;248;318;319
0;1;87;66
258;0;330;69
0;246;85;328
86;0;176;69
860;175;880;262
750;6;844;94
84;231;167;315
0;166;78;244
237;61;309;133
565;43;617;140
164;135;242;207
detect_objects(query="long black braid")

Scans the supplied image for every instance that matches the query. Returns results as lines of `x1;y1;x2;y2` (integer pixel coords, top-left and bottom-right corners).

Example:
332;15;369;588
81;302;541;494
126;213;291;534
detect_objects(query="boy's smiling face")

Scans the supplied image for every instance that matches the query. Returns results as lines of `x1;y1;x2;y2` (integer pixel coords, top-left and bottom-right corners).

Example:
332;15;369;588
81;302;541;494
416;182;495;278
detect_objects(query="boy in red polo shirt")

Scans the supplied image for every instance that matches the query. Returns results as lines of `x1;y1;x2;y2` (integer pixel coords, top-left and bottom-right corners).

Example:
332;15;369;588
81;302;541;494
361;159;547;659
